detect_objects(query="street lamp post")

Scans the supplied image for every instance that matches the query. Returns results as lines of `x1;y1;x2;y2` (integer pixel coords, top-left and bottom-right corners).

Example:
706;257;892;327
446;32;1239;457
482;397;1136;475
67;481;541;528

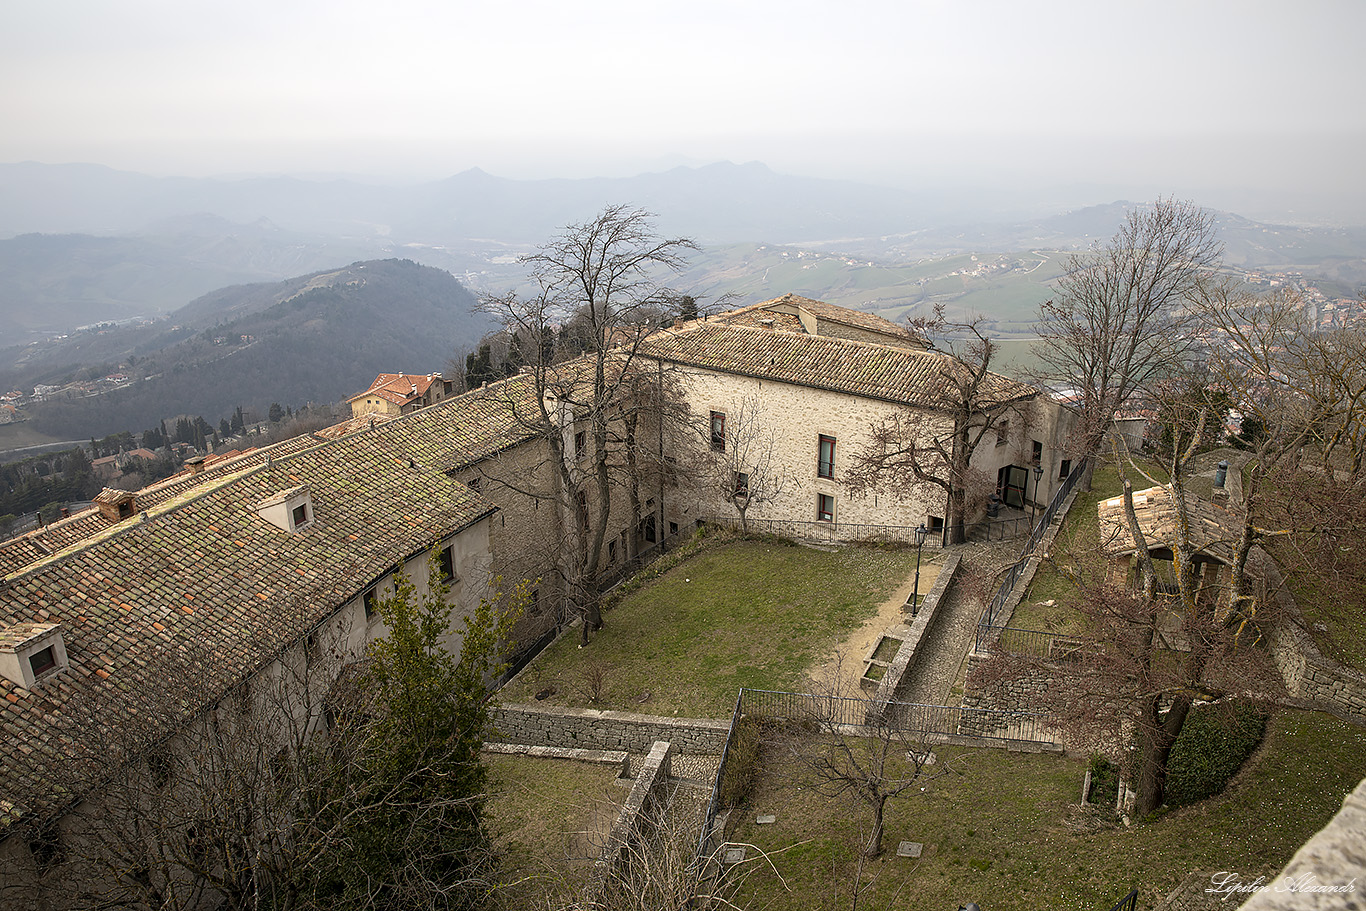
1030;463;1044;530
911;523;928;618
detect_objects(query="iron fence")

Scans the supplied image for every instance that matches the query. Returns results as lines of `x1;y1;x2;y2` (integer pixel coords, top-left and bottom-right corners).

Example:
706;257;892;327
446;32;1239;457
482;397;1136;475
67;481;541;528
974;625;1088;660
696;689;746;862
701;513;1041;548
1106;888;1139;911
979;458;1088;631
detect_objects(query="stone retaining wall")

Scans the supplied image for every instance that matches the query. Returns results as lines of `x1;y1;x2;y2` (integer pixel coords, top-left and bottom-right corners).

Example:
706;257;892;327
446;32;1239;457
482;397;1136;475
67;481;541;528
492;703;730;754
1258;550;1366;724
586;740;675;903
868;553;962;715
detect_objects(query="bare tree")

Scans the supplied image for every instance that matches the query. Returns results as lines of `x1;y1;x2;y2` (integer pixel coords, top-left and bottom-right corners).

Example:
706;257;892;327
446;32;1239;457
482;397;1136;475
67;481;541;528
844;308;1032;544
1036;198;1222;490
481;205;697;646
977;376;1281;818
708;393;795;534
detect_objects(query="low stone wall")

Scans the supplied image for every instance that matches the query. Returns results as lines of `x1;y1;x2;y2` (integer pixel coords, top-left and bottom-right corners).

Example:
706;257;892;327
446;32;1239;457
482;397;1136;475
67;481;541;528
868;553;962;715
492;703;730;754
586;740;675;903
1236;777;1366;911
1259;550;1366;724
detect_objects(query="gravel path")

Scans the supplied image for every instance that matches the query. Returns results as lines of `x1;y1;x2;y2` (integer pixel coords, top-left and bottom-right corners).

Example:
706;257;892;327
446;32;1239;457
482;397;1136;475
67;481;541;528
897;541;1021;706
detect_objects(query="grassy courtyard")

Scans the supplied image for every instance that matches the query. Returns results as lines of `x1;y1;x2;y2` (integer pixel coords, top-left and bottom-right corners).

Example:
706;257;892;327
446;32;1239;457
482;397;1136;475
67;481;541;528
725;709;1366;911
499;536;927;719
484;753;627;908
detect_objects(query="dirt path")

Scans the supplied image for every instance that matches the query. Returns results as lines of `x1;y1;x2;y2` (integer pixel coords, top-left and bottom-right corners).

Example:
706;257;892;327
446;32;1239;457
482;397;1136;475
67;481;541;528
805;556;942;696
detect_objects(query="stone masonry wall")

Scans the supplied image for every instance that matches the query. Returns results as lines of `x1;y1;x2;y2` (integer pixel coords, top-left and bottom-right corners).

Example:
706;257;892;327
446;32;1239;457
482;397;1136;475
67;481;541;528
1259;549;1366;724
868;553;962;714
586;740;675;903
492;703;730;754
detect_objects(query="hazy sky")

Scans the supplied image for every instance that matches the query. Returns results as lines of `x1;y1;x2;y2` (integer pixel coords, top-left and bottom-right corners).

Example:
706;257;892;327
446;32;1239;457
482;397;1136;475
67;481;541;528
4;0;1364;217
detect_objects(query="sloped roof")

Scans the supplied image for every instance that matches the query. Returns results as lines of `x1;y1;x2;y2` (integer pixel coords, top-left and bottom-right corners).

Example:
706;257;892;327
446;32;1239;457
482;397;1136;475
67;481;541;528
709;293;925;348
0;427;498;826
640;322;1036;411
365;373;542;474
0;435;322;576
1097;485;1237;564
346;372;441;407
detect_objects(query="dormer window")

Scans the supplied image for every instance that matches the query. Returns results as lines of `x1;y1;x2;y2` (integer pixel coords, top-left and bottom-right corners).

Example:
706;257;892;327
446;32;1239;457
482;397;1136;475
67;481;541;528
94;488;138;523
29;646;56;676
255;486;315;533
0;622;68;689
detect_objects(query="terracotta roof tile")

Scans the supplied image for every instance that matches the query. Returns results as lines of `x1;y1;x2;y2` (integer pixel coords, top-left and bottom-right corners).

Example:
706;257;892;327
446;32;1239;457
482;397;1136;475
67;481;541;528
641;322;1035;411
0;425;498;825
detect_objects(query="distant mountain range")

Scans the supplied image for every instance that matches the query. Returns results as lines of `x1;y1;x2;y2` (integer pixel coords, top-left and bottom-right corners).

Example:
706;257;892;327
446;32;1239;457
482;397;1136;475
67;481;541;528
1;259;490;439
1;161;1363;446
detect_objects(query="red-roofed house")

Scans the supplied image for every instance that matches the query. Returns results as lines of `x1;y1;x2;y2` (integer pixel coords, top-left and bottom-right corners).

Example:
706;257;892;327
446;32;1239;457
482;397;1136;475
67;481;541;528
347;373;455;419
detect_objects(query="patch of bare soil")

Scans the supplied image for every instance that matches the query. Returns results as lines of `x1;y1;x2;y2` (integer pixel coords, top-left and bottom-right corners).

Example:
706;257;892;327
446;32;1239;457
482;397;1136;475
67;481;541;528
805;559;942;696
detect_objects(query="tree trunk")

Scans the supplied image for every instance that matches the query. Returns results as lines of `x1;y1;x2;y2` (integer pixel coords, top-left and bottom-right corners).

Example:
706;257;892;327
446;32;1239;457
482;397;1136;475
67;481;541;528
1132;692;1192;816
865;794;887;858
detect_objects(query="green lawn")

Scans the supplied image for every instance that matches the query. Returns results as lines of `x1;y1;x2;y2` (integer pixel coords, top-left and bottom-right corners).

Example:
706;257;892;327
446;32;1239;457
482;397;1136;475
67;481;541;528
726;710;1366;911
499;538;924;719
1013;458;1170;633
484;754;627;908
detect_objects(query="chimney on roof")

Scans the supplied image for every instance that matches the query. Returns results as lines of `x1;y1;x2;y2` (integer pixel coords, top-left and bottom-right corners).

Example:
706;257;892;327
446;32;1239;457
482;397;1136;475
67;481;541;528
185;454;206;475
759;318;775;329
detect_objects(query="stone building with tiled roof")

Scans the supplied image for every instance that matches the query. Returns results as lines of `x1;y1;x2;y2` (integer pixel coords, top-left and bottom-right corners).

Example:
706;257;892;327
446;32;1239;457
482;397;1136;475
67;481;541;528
639;299;1075;540
346;372;455;419
0;417;501;900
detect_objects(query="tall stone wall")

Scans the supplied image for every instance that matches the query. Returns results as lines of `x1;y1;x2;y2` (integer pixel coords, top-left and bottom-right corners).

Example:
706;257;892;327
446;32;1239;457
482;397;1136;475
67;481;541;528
1259;550;1366;724
492;703;730;754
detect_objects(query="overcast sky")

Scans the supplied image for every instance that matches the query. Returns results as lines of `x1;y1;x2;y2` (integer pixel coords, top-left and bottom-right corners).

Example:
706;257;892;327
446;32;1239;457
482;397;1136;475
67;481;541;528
3;0;1364;218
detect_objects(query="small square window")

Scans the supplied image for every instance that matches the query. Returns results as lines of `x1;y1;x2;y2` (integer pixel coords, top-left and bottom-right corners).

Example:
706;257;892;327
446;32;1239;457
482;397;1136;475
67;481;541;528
996;419;1010;446
438;546;456;583
818;435;836;479
574;430;587;459
1032;440;1043;466
29;645;56;677
291;502;309;528
710;411;726;452
1058;459;1072;482
734;471;749;497
817;494;835;523
363;588;378;620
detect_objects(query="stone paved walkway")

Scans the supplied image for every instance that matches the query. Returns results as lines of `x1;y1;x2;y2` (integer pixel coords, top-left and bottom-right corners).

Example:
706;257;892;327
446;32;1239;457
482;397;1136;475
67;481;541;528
896;540;1021;706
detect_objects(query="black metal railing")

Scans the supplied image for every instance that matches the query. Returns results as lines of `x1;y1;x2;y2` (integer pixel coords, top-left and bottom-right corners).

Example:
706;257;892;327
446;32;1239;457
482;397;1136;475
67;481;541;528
973;625;1088;660
978;459;1088;632
695;689;745;861
701;513;1044;548
1106;888;1138;911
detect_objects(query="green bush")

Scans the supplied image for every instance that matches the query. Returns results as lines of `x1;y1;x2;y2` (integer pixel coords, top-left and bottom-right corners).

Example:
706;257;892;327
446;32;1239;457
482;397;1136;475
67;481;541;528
1164;701;1267;808
1087;754;1119;808
717;715;763;809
